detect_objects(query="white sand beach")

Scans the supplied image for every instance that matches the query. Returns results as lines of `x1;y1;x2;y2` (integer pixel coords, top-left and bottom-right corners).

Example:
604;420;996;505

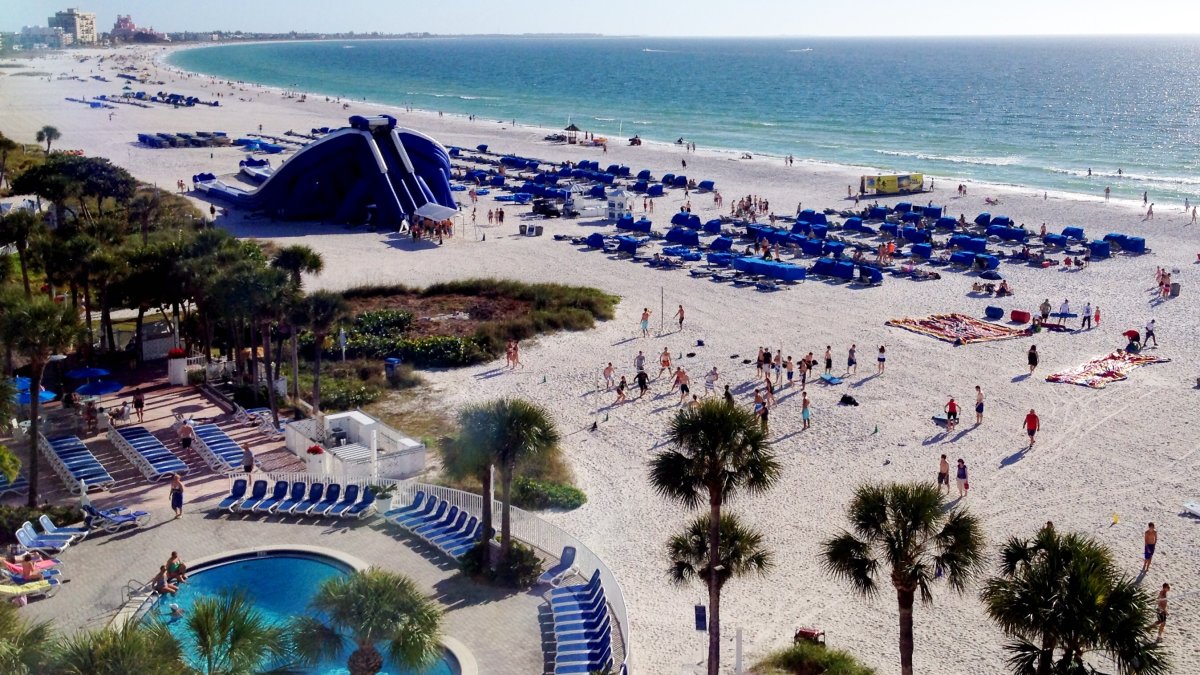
3;46;1199;674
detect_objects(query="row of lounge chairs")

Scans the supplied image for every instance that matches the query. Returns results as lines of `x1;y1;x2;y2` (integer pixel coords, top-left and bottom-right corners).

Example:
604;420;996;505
191;423;245;472
108;426;191;480
218;478;375;519
39;434;117;493
384;491;484;560
548;570;617;673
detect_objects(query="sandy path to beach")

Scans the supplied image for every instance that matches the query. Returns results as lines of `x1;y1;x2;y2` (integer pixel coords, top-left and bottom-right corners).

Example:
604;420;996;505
3;47;1198;674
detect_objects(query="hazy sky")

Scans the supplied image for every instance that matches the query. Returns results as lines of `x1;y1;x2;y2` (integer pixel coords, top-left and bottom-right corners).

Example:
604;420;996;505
6;0;1198;37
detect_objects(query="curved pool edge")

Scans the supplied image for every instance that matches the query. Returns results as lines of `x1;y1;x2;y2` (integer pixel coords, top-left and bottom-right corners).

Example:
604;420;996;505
111;545;477;675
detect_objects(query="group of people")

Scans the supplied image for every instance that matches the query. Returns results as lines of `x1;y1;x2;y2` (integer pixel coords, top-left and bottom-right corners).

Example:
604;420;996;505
408;217;453;243
606;349;722;408
730;194;771;221
504;340;523;369
485;208;506;225
150;551;190;595
1154;267;1174;300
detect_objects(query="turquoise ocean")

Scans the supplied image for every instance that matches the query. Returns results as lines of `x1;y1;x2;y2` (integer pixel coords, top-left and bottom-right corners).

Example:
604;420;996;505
170;36;1200;202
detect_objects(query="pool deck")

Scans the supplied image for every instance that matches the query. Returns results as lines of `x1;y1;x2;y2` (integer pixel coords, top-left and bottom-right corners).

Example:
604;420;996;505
7;383;547;674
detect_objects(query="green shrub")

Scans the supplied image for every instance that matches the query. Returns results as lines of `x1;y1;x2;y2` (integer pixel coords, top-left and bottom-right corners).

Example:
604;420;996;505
354;309;413;336
186;368;207;386
386;363;423;390
752;641;877;675
492;541;544;589
0;505;85;545
318;378;382;411
511;476;587;511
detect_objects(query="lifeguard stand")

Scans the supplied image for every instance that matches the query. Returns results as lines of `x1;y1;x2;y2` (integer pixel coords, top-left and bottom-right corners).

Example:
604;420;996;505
606;189;632;223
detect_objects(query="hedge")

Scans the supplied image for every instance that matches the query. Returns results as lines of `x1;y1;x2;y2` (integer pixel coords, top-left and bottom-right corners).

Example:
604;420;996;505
511;476;587;511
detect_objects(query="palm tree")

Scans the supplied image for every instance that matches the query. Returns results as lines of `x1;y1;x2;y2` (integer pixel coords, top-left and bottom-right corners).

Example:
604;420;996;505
35;126;61;155
0;600;55;674
1;296;82;506
0;376;20;485
54;621;183;675
453;403;499;556
182;592;293;675
485;399;559;558
648;399;781;675
668;511;773;607
0;132;18;191
291;568;443;675
271;245;324;400
300;290;348;414
248;267;291;428
981;527;1169;675
821;482;985;675
0;210;42;297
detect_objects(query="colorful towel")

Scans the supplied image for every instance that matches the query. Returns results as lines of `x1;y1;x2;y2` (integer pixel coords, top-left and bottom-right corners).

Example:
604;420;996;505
1046;350;1170;389
886;313;1027;344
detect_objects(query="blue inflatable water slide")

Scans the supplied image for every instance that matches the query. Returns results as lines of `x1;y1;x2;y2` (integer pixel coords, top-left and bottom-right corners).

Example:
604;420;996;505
193;115;458;225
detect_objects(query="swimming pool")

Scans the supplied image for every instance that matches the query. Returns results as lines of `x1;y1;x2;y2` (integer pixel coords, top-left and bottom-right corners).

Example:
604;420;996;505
149;550;460;675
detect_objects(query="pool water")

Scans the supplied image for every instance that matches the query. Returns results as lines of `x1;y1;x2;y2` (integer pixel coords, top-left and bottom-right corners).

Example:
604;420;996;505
150;553;458;675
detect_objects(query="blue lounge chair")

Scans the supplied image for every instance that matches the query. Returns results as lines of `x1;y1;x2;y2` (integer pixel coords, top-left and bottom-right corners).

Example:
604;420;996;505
384;491;427;519
430;516;476;547
218;478;248;511
551;570;601;598
420;510;467;543
273;481;309;514
557;642;612;664
558;623;611;653
390;496;438;528
38;515;89;542
16;527;69;554
553;595;608;625
288;483;325;515
251;481;291;513
0;472;29;496
401;500;447;531
235;480;271;512
555;652;613;674
82;505;150;532
20;522;74;545
343;487;375;519
4;567;62;585
0;578;61;602
440;522;484;557
414;505;459;538
555;614;611;644
325;484;360;517
309;483;342;516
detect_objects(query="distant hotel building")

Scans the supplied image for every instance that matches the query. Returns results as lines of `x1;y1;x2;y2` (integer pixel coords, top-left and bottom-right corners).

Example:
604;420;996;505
48;8;97;45
110;15;165;43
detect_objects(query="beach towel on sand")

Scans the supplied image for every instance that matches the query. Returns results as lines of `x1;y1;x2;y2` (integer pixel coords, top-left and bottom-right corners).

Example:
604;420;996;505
1045;350;1170;389
886;313;1027;344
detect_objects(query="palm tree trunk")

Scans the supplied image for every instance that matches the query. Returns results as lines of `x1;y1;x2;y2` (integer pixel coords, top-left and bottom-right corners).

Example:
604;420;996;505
707;496;722;675
25;362;44;507
897;586;916;675
134;306;146;365
480;463;494;564
248;321;259;399
16;244;30;298
82;281;94;355
1037;632;1055;675
347;642;384;675
290;334;300;402
500;463;513;558
261;323;279;428
312;332;324;414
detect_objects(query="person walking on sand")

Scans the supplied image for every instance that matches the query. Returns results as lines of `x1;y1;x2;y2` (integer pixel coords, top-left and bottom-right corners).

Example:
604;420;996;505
944;397;959;432
801;392;811;430
1143;523;1158;573
634;369;650;399
1081;302;1092;330
1022;409;1041;447
676;368;691;404
658;348;673;379
723;384;735;406
956;458;969;498
614;376;628;405
1191;206;1197;224
756;398;770;433
634;350;646;374
772;351;783;385
1057;299;1070;325
603;363;615;390
974;386;985;425
1094;305;1101;327
877;345;886;374
847;344;857;375
823;346;833;375
1155;583;1170;641
785;356;795;387
938;454;950;494
673;304;685;331
1027;345;1039;375
1039;298;1052;323
640;308;652;337
704;367;719;397
169;473;185;519
755;347;766;378
511;340;523;369
1145;319;1158;347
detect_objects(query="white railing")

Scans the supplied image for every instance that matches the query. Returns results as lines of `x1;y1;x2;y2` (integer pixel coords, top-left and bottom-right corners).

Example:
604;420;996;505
228;472;632;672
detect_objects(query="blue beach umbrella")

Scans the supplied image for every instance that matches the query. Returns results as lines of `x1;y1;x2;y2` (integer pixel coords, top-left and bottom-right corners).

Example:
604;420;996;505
67;367;111;380
11;376;32;392
14;389;56;405
75;380;123;397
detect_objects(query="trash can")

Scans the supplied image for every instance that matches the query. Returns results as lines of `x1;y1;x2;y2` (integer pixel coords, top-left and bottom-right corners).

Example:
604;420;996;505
384;357;402;379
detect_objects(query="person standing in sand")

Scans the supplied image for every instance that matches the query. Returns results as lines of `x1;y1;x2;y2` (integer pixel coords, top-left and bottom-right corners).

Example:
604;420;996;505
723;384;735;406
1145;319;1158;347
1039;299;1052;323
1081;302;1092;330
704;367;719;397
956;459;969;498
673;304;685;331
676;369;691;405
640;308;652;338
785;356;795;387
1094;305;1101;326
658;348;673;379
974;386;985;425
755;347;766;378
1057;299;1070;325
1022;409;1041;447
847;344;857;375
823;346;833;375
801;392;811;430
1155;583;1170;641
877;345;886;374
1027;345;1039;375
634;370;650;399
511;341;523;369
634;350;646;374
603;363;615;390
1143;523;1158;573
944;398;959;432
938;454;950;494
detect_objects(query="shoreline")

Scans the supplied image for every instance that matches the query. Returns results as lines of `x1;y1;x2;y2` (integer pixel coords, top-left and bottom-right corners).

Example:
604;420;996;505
157;42;1162;212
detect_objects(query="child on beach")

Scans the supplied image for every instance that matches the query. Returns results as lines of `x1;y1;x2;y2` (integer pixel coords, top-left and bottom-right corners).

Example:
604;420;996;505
877;346;886;374
724;385;735;406
1155;583;1170;641
1143;523;1157;573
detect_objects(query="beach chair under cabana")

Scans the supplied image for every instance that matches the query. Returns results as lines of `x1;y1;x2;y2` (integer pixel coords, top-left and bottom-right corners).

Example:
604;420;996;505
974;212;992;227
647;184;664;197
1062;226;1085;241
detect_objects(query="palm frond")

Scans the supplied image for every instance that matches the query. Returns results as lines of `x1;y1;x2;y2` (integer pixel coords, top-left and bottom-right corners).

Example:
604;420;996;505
666;512;774;591
820;531;878;598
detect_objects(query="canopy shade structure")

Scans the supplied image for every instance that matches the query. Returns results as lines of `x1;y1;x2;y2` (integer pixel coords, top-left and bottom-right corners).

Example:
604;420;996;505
414;203;459;221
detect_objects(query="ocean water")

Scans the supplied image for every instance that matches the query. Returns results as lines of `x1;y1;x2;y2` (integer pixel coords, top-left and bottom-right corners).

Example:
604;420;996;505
170;36;1200;201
